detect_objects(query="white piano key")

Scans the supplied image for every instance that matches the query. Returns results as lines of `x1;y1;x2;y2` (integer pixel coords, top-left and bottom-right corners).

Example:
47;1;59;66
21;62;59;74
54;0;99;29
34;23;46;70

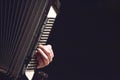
42;31;50;34
45;23;53;26
28;63;36;66
28;61;36;64
41;34;49;37
27;67;36;69
25;70;35;80
47;6;57;18
37;42;46;45
40;37;48;40
40;43;46;45
43;28;51;31
44;26;52;29
47;19;55;23
39;39;47;42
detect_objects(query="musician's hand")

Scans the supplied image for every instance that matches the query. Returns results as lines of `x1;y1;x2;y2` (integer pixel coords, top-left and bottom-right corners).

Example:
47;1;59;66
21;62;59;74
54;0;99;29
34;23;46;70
36;44;54;68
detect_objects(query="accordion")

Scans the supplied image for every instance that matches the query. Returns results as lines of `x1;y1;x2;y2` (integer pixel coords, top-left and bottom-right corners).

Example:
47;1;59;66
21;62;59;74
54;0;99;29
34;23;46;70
0;0;60;79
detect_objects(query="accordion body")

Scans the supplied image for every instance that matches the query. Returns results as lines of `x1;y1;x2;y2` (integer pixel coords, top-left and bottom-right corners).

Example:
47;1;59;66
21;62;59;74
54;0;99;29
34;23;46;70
0;0;60;79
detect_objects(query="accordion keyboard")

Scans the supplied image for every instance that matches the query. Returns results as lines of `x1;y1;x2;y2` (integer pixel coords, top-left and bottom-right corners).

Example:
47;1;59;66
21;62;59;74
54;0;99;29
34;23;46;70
25;6;57;80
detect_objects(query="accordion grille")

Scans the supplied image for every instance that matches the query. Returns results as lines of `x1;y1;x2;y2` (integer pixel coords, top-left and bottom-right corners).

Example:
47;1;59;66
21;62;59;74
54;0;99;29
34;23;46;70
0;0;50;77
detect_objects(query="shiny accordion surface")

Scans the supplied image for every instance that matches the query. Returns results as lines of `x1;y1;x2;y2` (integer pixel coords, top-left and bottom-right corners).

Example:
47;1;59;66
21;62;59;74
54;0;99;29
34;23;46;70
0;0;60;79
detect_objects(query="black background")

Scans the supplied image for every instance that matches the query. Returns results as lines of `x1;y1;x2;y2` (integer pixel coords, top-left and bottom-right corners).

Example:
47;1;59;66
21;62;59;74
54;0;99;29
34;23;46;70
42;0;120;80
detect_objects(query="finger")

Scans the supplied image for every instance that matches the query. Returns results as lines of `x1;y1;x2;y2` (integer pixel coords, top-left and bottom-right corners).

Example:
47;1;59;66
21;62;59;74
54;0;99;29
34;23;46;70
38;45;54;62
36;48;50;67
45;45;54;62
36;48;48;60
47;45;54;58
36;55;45;68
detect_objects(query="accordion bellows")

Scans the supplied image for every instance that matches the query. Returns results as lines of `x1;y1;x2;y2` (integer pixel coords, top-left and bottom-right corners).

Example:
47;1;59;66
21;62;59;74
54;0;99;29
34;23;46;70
0;0;60;79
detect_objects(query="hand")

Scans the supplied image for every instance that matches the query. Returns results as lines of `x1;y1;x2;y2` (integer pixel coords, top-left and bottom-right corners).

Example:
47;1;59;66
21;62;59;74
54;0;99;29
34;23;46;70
35;44;54;68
